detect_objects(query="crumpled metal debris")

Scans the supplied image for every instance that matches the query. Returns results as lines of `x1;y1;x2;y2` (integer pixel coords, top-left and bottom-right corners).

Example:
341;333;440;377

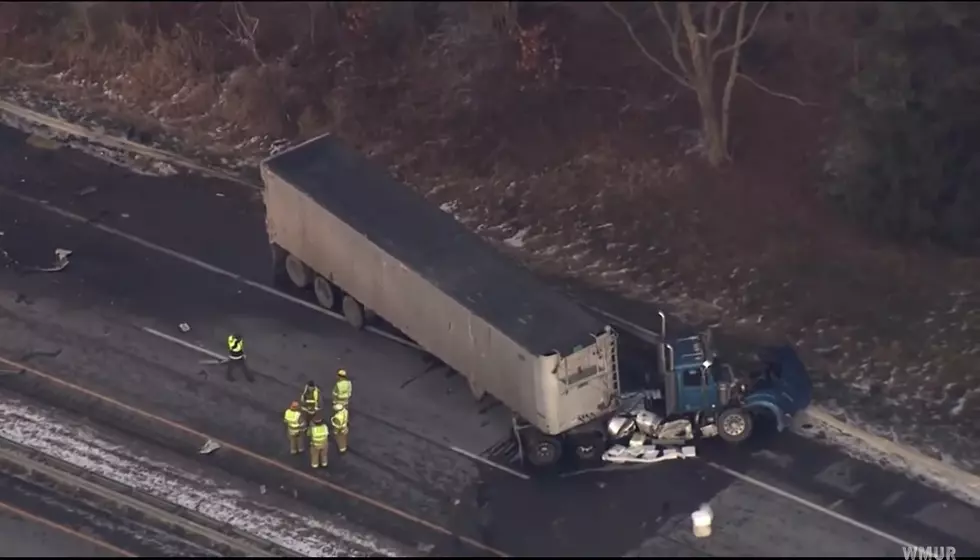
198;439;221;455
603;443;697;465
178;323;191;333
26;248;72;272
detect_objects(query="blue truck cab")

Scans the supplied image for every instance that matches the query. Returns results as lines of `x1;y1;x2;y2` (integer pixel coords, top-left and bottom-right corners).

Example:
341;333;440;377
655;313;813;443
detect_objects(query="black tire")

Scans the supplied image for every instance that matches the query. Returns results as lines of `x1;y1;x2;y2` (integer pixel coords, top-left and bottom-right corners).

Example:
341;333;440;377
524;433;562;468
271;244;291;288
342;295;366;330
313;276;337;310
284;254;312;288
717;407;753;444
570;432;605;463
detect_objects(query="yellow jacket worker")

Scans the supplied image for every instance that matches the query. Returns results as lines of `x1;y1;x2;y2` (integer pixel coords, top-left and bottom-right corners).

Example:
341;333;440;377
308;415;329;469
331;403;349;454
333;369;352;407
283;401;305;455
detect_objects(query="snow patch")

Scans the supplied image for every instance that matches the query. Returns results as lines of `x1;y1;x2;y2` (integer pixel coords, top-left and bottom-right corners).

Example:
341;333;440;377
796;413;980;509
0;398;408;557
504;227;531;248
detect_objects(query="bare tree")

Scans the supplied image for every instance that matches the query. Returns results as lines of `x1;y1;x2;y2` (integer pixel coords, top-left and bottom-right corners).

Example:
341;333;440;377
606;2;802;166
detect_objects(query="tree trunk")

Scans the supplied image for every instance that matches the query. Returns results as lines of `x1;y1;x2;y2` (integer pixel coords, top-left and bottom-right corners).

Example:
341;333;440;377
695;80;726;166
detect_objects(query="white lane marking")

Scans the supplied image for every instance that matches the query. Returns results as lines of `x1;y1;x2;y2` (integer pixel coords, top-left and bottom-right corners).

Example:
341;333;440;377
0;187;422;353
142;327;226;361
139;326;528;480
0;397;405;557
708;461;915;548
0;188;920;544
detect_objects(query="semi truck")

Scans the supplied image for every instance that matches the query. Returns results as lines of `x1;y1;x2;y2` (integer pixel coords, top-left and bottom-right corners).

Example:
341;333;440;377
260;134;812;468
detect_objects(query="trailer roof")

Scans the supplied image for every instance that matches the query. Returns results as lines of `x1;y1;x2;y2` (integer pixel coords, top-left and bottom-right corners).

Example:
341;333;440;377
263;135;608;356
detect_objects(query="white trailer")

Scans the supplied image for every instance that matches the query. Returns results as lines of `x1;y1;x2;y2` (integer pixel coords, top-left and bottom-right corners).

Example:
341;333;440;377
260;134;621;467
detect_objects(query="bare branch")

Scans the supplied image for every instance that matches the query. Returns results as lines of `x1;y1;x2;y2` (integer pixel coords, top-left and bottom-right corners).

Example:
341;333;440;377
720;1;748;159
738;73;818;106
604;2;692;89
220;1;263;64
652;2;694;79
712;1;769;63
708;2;737;43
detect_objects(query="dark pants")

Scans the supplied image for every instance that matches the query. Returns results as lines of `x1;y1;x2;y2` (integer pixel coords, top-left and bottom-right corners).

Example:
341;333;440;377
226;356;254;382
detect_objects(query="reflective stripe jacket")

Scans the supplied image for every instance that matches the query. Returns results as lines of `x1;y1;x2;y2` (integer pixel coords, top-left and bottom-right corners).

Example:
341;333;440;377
309;424;329;446
331;408;349;432
227;336;244;359
284;409;303;433
333;379;352;403
301;386;321;410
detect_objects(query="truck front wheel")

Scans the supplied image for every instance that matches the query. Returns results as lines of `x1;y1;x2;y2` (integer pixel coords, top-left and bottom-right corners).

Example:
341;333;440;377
524;433;562;468
717;407;753;444
342;295;366;330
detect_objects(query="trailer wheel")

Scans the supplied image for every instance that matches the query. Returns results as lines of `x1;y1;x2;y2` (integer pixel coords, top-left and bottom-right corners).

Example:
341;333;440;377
524;433;562;468
717;407;753;444
570;431;605;463
342;295;366;330
313;276;337;310
284;255;312;288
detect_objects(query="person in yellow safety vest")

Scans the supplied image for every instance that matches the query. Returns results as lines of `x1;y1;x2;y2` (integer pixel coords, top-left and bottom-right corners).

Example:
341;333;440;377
300;380;322;422
283;401;306;455
331;402;349;454
226;333;255;383
333;369;352;408
308;415;329;469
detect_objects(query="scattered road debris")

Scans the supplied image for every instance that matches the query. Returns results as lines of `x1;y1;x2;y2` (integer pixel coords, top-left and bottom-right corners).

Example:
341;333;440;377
24;248;72;272
18;348;63;362
199;439;221;455
691;504;713;538
178;323;191;333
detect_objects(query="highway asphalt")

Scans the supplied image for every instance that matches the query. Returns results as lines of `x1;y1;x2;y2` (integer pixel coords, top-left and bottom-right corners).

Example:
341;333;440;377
0;123;978;556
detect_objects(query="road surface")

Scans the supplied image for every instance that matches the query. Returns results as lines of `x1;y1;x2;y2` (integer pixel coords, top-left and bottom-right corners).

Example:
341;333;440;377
0;123;977;556
0;499;129;557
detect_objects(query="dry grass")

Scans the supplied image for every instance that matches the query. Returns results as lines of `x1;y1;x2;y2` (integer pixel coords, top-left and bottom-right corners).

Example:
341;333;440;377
1;1;979;471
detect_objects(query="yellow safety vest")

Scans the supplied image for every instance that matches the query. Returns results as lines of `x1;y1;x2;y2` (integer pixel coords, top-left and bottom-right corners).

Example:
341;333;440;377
227;336;244;359
333;379;352;403
284;409;303;433
302;386;320;409
332;408;349;432
309;424;329;446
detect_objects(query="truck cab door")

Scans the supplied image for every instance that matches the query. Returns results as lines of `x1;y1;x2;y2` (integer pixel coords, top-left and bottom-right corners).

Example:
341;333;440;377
676;367;709;414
